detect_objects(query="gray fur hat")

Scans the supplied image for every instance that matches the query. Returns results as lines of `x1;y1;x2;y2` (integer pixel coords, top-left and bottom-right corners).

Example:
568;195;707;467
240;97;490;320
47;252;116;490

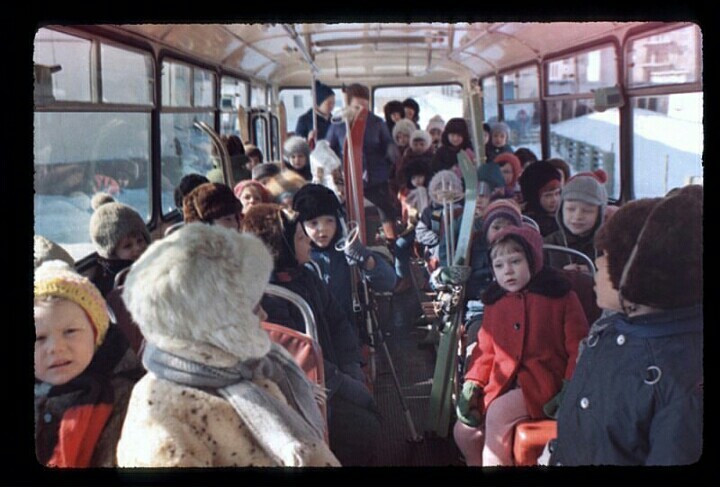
410;129;432;148
283;136;311;159
392;119;417;141
89;193;151;259
491;121;510;137
121;222;274;360
34;235;74;270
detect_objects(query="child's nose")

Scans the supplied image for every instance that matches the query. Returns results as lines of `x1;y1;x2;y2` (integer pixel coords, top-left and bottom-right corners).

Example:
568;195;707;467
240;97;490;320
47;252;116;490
46;336;66;354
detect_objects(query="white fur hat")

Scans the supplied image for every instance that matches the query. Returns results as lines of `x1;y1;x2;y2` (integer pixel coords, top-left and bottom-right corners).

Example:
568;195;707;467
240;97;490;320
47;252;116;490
392;119;417;141
426;115;445;133
410;129;432;148
428;169;464;205
121;222;274;360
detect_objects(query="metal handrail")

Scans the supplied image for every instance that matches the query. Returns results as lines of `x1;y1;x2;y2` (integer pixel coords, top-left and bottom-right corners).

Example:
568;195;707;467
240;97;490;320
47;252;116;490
193;120;234;187
521;215;541;232
542;244;596;275
264;283;319;342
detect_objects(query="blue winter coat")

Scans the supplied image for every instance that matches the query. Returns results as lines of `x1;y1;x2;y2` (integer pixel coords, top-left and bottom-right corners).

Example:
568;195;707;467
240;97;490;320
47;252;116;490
324;113;396;186
550;305;703;466
295;109;332;141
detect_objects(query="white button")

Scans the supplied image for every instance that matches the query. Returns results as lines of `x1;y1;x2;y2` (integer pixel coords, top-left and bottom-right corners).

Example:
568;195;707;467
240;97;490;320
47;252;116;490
580;397;590;409
616;334;626;346
44;413;52;423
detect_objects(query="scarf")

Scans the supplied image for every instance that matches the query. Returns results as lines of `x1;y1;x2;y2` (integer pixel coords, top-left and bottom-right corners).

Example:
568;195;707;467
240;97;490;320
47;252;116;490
142;341;326;466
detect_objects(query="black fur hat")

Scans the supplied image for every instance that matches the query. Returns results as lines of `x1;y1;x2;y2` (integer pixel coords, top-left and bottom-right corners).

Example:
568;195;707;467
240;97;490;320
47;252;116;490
292;183;342;222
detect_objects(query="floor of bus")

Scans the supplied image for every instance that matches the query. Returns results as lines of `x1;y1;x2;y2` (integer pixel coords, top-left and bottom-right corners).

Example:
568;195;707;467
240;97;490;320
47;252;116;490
368;285;464;467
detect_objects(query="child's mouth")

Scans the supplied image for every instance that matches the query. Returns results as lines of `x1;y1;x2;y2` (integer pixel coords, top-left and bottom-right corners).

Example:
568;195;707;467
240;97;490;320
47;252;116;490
49;360;72;369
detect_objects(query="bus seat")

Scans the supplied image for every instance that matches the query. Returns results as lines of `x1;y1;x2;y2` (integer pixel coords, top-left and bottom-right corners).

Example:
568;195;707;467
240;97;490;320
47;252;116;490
542;244;600;325
261;320;328;442
164;221;185;237
106;285;146;356
513;419;557;466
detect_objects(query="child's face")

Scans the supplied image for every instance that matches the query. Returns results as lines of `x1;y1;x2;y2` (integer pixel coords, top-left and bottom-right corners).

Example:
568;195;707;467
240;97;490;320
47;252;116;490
240;186;262;211
294;223;312;264
539;187;562;214
410;174;426;188
302;215;337;249
491;131;507;147
213;213;240;231
474;194;491;218
491;243;531;293
404;106;416;120
390;112;403;123
289;153;307;170
486;217;513;244
410;138;428;153
249;155;261;167
395;132;410;148
114;231;148;262
594;254;622;312
562;200;599;236
447;133;464;148
429;128;442;143
500;164;514;186
35;299;95;385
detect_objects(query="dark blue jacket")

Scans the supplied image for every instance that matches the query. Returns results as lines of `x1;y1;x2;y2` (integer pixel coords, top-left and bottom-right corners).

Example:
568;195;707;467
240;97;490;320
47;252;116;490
485;143;514;163
295;108;332;141
550;305;703;466
324;113;396;186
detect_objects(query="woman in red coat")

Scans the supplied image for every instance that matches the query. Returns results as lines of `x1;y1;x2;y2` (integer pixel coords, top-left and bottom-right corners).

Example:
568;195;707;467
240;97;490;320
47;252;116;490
453;224;589;466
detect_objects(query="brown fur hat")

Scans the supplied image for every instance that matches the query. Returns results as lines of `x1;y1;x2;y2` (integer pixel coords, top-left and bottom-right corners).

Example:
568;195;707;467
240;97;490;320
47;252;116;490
595;185;703;309
182;182;241;224
241;203;300;270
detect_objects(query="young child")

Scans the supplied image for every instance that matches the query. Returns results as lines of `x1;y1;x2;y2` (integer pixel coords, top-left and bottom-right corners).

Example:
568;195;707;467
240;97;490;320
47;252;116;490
493;152;523;203
88;193;151;296
383;99;405;134
544;170;608;272
425;115;445;152
263;169;309;210
35;260;143;467
453;225;589;466
116;223;339;467
182;182;242;231
390;118;418;168
233;179;272;217
430;117;474;177
173;173;210;217
390;129;433;198
549;185;703;466
244;144;264;169
518;160;563;237
292;183;397;325
402;97;421;129
485;121;514;163
242;203;381;466
282;135;313;181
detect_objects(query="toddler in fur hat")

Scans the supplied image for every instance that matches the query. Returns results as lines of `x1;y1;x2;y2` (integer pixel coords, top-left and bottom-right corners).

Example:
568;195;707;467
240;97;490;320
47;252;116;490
548;185;703;466
88;193;151;296
34;260;143;467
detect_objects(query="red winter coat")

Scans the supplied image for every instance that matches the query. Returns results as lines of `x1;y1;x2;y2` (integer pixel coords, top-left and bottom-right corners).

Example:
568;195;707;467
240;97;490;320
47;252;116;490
464;267;589;420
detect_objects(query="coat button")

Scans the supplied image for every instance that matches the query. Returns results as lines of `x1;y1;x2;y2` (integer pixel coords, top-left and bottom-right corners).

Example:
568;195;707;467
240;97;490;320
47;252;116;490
616;334;626;346
580;397;590;409
44;413;52;423
513;323;521;331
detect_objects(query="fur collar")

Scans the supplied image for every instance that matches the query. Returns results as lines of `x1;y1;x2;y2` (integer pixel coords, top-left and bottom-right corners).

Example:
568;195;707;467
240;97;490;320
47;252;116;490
481;266;571;305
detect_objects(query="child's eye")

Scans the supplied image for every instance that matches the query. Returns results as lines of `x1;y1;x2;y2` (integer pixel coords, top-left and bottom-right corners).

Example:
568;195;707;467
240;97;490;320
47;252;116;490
64;328;80;336
35;335;46;343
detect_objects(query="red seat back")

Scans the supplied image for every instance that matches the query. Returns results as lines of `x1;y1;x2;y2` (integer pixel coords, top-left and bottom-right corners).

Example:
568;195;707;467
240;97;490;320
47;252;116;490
513;419;557;466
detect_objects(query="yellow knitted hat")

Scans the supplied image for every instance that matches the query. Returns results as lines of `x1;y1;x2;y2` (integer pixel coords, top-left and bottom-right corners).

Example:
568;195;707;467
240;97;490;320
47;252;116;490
34;261;110;348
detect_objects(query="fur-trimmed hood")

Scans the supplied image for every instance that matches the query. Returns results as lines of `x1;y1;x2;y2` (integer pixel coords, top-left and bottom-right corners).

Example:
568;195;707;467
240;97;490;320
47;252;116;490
481;266;571;305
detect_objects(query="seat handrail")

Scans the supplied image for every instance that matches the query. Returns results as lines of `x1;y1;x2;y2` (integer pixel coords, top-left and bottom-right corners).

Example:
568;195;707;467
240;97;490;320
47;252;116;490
264;283;319;342
542;244;596;275
521;214;541;232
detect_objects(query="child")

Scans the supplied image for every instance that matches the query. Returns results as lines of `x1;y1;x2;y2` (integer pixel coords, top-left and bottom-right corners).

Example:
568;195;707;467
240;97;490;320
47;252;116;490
88;193;151;296
242;203;382;466
549;185;703;466
383;99;405;134
182;182;242;231
485;121;514;163
263;170;309;209
391;118;417;159
390;128;433;198
173;173;209;216
244;144;264;169
402;97;421;129
282;135;312;181
233;179;272;217
430;117;474;177
35;261;143;467
493;152;523;203
425;115;445;152
514;147;538;171
116;223;339;467
293;183;397;324
251;162;281;185
518;160;563;237
544;170;608;272
453;225;589;466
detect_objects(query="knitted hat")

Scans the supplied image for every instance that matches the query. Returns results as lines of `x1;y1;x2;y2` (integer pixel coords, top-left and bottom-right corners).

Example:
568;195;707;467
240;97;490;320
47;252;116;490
344;83;370;101
481;199;523;239
35;260;109;348
252;163;281;181
595;185;703;309
174;173;210;209
314;80;334;106
477;162;506;193
392;119;417;141
121;223;273;359
182;182;241;224
560;170;608;231
490;121;510;137
34;235;74;270
492;224;544;276
89;193;151;259
428;170;464;205
292;183;342;222
283;136;311;160
242;203;301;271
233;179;272;203
494;152;522;187
426;115;445;133
410;129;432;148
518;160;563;212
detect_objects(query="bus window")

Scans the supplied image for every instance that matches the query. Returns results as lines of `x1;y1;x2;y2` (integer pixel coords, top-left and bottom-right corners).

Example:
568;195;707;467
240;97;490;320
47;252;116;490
278;87;345;135
254;116;269;160
373;84;463;133
482;76;499;124
160;60;217;215
34;29;153;261
220;76;249;137
501;65;541;158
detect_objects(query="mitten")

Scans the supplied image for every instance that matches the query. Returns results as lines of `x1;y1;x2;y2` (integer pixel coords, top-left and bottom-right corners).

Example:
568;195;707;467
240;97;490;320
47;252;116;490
344;237;372;266
456;380;483;427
